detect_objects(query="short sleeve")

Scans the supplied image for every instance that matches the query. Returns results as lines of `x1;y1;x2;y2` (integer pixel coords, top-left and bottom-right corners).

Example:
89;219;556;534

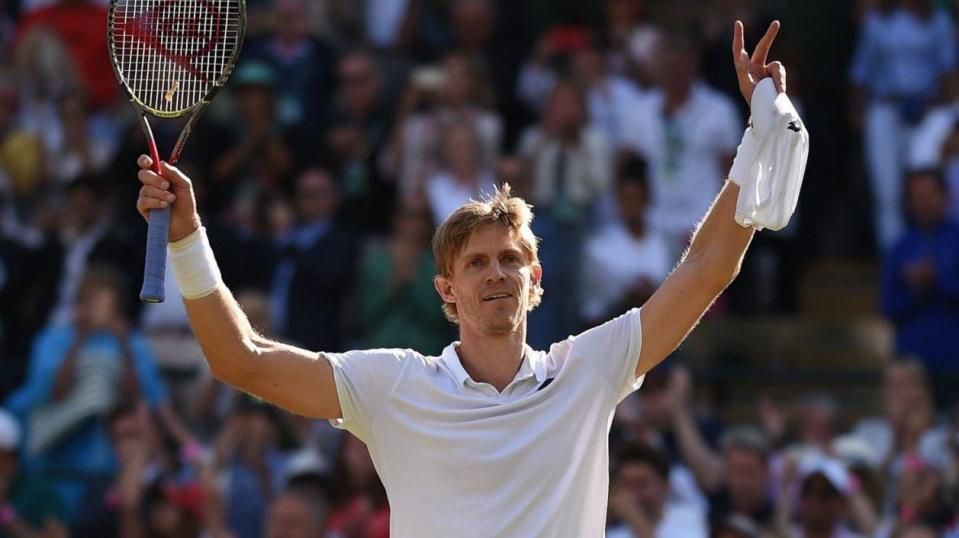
568;308;645;403
325;348;410;443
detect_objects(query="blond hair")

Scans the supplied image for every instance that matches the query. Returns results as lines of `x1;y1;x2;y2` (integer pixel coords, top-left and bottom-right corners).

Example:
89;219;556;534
432;184;542;323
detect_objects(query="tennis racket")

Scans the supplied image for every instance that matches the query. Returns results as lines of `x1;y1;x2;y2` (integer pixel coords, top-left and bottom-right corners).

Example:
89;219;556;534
108;0;246;303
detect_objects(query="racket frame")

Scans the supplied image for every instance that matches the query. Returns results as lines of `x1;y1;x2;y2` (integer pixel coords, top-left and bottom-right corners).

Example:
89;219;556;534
106;0;246;303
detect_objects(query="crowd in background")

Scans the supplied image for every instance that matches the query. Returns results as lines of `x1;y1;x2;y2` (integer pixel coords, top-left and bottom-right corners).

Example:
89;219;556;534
0;0;956;536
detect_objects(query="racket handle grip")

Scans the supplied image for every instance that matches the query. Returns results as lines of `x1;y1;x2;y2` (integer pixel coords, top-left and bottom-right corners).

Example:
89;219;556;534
140;205;170;303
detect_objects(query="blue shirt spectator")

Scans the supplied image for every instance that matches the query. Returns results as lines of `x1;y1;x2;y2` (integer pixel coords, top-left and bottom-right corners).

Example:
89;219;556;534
883;170;959;373
850;5;956;102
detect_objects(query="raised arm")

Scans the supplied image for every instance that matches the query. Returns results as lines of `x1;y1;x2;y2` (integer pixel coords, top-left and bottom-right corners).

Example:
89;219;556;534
636;20;786;376
135;156;341;419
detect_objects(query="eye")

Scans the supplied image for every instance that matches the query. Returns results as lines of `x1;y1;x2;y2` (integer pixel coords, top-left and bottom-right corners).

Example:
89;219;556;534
469;258;484;268
503;254;521;264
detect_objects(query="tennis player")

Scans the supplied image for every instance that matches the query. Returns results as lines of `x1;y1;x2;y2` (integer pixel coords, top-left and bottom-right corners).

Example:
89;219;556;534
135;21;804;537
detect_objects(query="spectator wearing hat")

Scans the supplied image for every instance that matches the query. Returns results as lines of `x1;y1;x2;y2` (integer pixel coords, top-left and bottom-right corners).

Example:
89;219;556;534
775;456;876;538
0;408;67;538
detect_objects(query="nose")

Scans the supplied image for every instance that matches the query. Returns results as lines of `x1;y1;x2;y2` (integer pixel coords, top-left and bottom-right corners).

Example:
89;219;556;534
485;260;506;283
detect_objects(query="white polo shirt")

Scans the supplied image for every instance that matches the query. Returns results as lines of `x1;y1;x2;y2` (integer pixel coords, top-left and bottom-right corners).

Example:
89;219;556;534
326;308;646;537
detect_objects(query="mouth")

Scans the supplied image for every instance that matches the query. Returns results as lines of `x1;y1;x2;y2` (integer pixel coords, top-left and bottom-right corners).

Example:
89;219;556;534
482;292;513;302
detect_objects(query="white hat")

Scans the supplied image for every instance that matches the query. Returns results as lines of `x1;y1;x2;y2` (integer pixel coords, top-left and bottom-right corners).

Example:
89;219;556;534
799;455;851;497
284;448;328;483
832;434;883;470
0;409;21;451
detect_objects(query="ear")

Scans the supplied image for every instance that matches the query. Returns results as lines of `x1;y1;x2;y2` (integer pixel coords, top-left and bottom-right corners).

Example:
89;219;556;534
530;263;543;290
434;274;457;305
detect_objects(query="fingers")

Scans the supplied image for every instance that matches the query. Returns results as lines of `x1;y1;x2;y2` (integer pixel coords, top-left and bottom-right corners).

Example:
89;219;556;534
160;161;192;188
138;168;169;190
732;20;745;60
137;186;170;221
767;61;786;94
751;20;780;65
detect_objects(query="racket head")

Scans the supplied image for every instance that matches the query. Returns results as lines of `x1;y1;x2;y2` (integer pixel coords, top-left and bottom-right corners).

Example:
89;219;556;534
108;0;247;118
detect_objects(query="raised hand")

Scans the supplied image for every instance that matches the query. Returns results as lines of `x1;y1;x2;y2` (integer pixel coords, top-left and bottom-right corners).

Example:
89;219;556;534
136;155;201;242
732;20;785;103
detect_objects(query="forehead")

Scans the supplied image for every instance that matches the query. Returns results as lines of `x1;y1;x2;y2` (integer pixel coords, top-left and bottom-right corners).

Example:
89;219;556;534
457;223;523;256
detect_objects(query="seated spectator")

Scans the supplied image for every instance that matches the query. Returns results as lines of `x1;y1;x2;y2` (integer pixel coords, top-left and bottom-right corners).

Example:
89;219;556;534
269;169;357;352
214;398;288;538
326;433;389;538
352;195;451;355
5;264;167;518
607;444;708;538
874;448;956;538
882;169;959;403
0;408;67;537
383;51;502;196
211;61;296;217
0;71;44;203
580;155;671;325
325;49;396;235
425;121;496;224
621;32;740;255
265;486;329;538
778;457;864;538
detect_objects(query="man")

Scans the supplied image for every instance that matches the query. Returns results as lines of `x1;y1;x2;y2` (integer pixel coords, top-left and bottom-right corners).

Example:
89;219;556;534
264;487;328;538
882;169;959;404
606;445;708;538
134;21;799;536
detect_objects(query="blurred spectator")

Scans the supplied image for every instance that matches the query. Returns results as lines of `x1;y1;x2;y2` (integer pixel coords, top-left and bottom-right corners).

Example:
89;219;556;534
326;433;389;538
520;79;611;346
211;62;296;218
46;177;139;327
265;487;329;538
0;408;68;538
269;168;357;352
425;121;496;223
775;456;865;538
73;402;219;538
5;264;167;518
50;90;113;186
244;0;336;132
383;51;501;196
215;399;287;538
874;448;956;538
0;72;43;203
325;49;396;234
573;46;648;150
353;194;450;354
882;170;959;392
14;0;115;109
580;155;671;325
850;0;956;251
607;444;708;538
622;33;740;255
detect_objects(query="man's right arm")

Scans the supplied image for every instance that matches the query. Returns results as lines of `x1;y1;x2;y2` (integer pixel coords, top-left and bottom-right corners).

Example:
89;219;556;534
135;156;341;419
184;286;341;419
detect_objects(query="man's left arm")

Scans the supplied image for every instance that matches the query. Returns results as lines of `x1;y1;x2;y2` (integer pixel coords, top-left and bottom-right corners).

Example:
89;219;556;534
635;20;796;376
636;182;753;375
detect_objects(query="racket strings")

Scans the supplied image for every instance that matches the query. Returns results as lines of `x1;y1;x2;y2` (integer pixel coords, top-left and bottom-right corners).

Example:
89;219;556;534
110;0;242;115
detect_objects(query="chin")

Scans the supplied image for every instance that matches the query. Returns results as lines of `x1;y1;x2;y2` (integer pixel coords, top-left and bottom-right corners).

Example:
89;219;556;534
482;313;521;336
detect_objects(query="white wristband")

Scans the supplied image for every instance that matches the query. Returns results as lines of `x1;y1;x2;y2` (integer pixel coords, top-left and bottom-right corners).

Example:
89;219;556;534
168;227;223;300
728;124;758;186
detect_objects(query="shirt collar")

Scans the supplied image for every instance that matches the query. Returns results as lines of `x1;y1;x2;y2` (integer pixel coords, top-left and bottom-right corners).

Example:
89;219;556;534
440;342;546;388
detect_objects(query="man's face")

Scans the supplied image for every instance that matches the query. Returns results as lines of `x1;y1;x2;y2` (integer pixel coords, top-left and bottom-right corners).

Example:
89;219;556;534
619;462;667;519
338;55;378;117
435;224;541;337
265;494;322;538
799;474;844;533
724;448;767;510
295;170;338;223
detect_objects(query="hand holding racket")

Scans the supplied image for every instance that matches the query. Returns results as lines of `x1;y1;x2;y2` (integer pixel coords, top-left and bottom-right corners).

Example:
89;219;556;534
108;0;246;303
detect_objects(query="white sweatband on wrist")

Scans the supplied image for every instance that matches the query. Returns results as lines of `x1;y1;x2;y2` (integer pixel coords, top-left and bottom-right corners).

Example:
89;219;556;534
728;124;758;186
168;227;223;299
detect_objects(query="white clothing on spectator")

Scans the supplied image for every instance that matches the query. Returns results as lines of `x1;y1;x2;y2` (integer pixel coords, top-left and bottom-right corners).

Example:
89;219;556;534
425;170;496;224
518;126;613;209
621;83;740;243
580;221;671;320
326;309;646;537
606;501;708;538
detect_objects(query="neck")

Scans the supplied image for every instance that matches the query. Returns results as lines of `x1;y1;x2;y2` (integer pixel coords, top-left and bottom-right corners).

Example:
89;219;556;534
456;321;527;391
626;217;646;237
664;84;691;114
